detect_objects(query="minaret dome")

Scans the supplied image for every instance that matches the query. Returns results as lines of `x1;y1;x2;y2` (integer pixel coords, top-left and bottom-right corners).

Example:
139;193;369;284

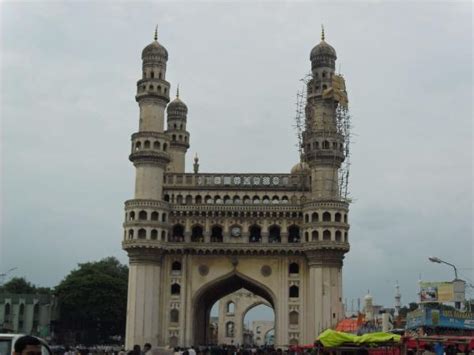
310;26;337;70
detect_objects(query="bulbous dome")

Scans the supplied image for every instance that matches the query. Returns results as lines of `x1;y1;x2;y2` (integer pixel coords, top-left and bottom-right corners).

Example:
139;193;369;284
167;97;187;112
142;40;168;61
290;161;310;175
310;40;337;61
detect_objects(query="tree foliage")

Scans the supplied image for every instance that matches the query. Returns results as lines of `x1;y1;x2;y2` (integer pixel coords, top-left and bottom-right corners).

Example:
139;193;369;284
55;257;128;344
0;277;51;294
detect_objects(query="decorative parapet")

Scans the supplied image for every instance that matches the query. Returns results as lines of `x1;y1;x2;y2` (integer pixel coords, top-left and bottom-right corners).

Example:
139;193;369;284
164;173;310;191
122;239;349;256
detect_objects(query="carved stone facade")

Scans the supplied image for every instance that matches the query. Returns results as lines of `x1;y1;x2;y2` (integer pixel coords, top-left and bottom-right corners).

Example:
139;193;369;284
122;29;351;349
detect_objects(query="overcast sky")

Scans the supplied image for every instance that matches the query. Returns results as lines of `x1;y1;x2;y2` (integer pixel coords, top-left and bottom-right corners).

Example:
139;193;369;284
1;1;472;321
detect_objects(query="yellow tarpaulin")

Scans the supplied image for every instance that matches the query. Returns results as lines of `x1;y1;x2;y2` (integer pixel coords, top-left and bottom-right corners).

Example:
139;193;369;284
317;329;401;347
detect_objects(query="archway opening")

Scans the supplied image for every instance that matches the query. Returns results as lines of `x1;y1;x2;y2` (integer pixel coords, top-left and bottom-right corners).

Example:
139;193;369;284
243;303;274;347
193;272;276;347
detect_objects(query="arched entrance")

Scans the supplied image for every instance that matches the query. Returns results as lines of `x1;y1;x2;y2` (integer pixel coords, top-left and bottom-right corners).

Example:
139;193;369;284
192;271;276;346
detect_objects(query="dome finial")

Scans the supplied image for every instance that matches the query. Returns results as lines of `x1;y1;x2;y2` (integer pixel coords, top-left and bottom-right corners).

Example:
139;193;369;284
154;25;158;41
321;24;325;41
176;84;180;98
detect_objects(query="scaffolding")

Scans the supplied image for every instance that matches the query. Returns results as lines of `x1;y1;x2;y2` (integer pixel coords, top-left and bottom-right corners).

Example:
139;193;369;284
293;72;352;201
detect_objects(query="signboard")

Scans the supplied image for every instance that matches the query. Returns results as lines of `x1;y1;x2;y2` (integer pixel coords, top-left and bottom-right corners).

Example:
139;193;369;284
419;281;455;303
406;307;474;330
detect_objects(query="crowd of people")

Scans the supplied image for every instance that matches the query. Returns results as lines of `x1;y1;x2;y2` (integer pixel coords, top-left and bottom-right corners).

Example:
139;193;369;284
48;344;303;355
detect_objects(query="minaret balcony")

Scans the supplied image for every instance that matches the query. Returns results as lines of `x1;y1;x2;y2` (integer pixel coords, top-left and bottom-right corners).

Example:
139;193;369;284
129;150;171;166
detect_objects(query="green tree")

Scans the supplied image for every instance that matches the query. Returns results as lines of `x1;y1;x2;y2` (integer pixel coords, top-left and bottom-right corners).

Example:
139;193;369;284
55;257;128;345
1;277;36;293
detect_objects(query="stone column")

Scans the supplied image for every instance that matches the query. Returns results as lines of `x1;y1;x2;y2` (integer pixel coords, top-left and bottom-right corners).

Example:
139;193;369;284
305;250;344;343
125;249;163;349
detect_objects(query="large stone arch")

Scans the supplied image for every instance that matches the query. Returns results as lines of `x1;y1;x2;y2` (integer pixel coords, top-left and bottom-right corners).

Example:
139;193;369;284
191;270;277;346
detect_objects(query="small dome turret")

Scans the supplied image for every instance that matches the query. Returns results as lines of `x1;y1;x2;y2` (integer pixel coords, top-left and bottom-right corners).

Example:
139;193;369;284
142;26;168;61
310;26;337;70
291;161;310;175
167;86;188;116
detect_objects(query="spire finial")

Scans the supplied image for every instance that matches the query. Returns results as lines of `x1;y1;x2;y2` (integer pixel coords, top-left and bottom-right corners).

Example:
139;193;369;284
321;25;325;41
176;84;180;98
154;25;158;41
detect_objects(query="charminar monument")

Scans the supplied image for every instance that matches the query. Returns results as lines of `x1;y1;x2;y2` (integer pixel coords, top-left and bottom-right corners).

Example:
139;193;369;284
122;26;352;348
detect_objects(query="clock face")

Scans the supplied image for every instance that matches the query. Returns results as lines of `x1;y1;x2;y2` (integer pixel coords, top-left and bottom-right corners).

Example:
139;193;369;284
231;227;241;237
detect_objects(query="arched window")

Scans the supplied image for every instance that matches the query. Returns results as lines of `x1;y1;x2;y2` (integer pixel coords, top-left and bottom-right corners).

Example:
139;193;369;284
323;230;331;241
322;84;328;90
4;304;11;322
32;303;39;329
172;134;176;141
163;143;167;151
138;210;147;220
226;322;235;337
161;230;166;240
18;303;25;330
282;196;289;204
226;302;235;314
335;230;342;241
149;85;154;90
170;309;179;323
172;261;182;272
171;283;181;295
268;225;281;243
322;212;331;222
243;196;251;204
162;213;166;222
129;211;136;220
323;141;330;149
211;225;223;243
153;141;160;149
128;229;134;239
172;224;184;242
157;85;162;91
249;225;261;243
304;214;309;223
345;232;348;242
289;311;299;325
150;229;158;240
289;285;299;298
164;194;170;202
344;214;348;223
312;230;319;241
138;228;146;239
233;195;241;204
311;212;319;222
289;262;299;274
215;195;222;204
159;72;162;79
315;141;320;149
335;213;342;222
150;71;154;78
151;211;158;221
224;195;231;204
262;196;270;204
305;231;309;242
191;225;204;242
205;195;213;204
185;195;193;204
144;140;150;149
288;225;300;243
252;196;260;204
195;195;202;204
176;195;183;204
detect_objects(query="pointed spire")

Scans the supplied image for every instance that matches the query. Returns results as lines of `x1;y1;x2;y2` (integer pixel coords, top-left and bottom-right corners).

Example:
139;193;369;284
176;84;180;98
154;25;158;41
321;24;325;41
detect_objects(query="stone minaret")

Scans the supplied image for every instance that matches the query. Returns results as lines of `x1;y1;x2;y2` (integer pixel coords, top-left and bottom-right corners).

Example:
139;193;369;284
166;86;190;173
303;27;350;337
123;27;171;348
